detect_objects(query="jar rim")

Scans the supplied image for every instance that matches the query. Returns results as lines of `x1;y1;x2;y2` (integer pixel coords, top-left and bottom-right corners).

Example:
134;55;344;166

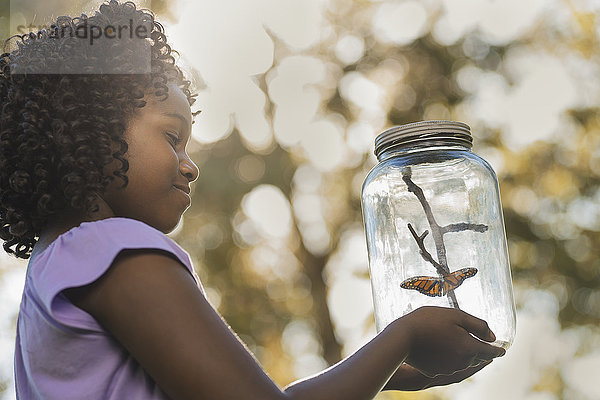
375;120;473;159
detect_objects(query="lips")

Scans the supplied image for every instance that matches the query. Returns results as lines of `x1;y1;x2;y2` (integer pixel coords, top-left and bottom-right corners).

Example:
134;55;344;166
173;186;191;206
173;185;190;194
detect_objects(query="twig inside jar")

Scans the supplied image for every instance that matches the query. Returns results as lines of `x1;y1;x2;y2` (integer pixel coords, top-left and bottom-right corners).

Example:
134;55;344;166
401;167;488;309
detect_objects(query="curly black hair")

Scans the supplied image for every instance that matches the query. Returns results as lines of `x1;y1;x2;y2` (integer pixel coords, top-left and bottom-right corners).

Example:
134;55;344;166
0;0;198;259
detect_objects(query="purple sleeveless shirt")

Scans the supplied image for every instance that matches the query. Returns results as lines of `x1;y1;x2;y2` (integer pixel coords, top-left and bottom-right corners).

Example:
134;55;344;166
14;217;203;399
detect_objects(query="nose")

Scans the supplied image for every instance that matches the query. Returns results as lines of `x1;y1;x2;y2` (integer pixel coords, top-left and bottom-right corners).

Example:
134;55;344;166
180;154;199;183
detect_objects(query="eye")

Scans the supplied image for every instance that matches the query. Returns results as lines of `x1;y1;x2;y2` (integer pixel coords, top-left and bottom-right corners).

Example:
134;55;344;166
166;132;182;147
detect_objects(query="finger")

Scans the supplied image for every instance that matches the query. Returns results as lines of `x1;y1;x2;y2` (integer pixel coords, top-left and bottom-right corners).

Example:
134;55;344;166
469;355;493;367
459;312;495;342
473;350;503;363
457;360;493;378
455;360;492;377
426;360;492;388
472;359;493;369
471;341;506;360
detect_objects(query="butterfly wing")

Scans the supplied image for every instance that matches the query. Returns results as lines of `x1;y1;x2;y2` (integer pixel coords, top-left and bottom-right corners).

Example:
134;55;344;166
400;276;444;297
442;267;478;294
401;268;478;297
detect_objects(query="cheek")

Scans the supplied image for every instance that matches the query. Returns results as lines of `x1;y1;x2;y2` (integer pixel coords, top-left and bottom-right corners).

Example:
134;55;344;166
128;145;179;185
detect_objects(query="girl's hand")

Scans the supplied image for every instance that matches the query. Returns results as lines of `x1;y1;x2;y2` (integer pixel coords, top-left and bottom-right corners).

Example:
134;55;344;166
384;361;492;391
394;306;505;378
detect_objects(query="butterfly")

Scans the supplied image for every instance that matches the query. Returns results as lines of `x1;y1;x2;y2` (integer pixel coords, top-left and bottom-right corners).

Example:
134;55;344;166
400;267;478;297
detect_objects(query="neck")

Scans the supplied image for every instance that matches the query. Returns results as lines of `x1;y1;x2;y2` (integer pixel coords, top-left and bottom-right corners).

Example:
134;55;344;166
32;196;115;260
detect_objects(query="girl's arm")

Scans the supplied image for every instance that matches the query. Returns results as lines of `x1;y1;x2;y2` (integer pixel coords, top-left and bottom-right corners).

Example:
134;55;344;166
283;306;503;399
66;249;504;400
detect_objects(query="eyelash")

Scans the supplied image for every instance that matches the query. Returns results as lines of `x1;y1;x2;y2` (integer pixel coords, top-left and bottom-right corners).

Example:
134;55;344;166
166;132;182;147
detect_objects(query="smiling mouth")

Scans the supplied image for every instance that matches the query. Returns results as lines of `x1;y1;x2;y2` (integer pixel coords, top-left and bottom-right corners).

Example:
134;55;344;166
173;185;190;194
173;186;191;200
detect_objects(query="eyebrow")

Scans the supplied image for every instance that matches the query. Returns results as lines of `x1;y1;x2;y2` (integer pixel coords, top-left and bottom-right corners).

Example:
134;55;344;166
162;112;191;130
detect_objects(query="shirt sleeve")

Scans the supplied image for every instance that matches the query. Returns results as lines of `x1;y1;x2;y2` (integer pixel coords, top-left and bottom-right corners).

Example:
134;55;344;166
32;217;203;332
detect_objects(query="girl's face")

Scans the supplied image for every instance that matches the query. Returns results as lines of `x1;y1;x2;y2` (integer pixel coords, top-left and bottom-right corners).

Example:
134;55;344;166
101;83;199;233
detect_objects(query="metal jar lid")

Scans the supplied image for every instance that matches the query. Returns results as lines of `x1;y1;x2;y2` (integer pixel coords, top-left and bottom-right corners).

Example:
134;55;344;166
374;120;473;159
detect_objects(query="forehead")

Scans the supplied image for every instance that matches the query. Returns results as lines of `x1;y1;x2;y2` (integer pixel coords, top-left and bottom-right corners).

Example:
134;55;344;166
143;83;191;118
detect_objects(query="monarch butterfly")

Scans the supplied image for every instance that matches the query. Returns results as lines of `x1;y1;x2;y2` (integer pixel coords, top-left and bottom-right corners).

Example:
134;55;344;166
400;267;478;297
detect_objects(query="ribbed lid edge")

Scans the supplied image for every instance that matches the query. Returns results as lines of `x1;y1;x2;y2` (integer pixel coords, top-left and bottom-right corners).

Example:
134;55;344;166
374;120;472;159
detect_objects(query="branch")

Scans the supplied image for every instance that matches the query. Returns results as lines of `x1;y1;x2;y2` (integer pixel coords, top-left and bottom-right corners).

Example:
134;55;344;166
402;167;460;309
441;223;488;234
407;223;445;276
401;168;449;274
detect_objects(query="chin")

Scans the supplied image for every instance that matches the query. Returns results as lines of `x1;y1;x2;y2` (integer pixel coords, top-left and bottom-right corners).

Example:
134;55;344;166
141;214;181;235
164;215;185;235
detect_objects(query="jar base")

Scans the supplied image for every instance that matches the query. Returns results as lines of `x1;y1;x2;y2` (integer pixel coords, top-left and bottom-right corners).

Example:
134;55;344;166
492;339;511;350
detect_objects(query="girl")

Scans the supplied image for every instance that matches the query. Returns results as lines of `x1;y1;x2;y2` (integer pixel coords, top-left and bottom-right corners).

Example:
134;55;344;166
1;1;505;399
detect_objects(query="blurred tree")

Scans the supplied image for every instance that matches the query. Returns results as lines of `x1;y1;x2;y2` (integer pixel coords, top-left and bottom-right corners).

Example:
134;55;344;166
2;1;600;399
170;1;600;399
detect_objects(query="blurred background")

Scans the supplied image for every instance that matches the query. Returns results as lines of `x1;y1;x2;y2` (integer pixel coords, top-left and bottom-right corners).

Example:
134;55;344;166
1;0;600;399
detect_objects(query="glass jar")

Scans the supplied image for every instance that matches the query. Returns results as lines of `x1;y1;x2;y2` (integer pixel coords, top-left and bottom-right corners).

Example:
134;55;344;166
361;120;516;350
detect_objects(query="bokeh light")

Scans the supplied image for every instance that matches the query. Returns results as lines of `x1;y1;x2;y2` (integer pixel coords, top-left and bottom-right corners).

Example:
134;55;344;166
1;0;600;399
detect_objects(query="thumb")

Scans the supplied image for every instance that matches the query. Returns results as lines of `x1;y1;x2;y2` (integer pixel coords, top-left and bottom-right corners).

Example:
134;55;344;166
459;312;495;342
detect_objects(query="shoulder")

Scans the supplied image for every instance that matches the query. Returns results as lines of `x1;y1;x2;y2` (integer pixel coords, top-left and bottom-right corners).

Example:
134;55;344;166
75;217;181;250
66;245;198;320
30;217;201;327
35;216;194;276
